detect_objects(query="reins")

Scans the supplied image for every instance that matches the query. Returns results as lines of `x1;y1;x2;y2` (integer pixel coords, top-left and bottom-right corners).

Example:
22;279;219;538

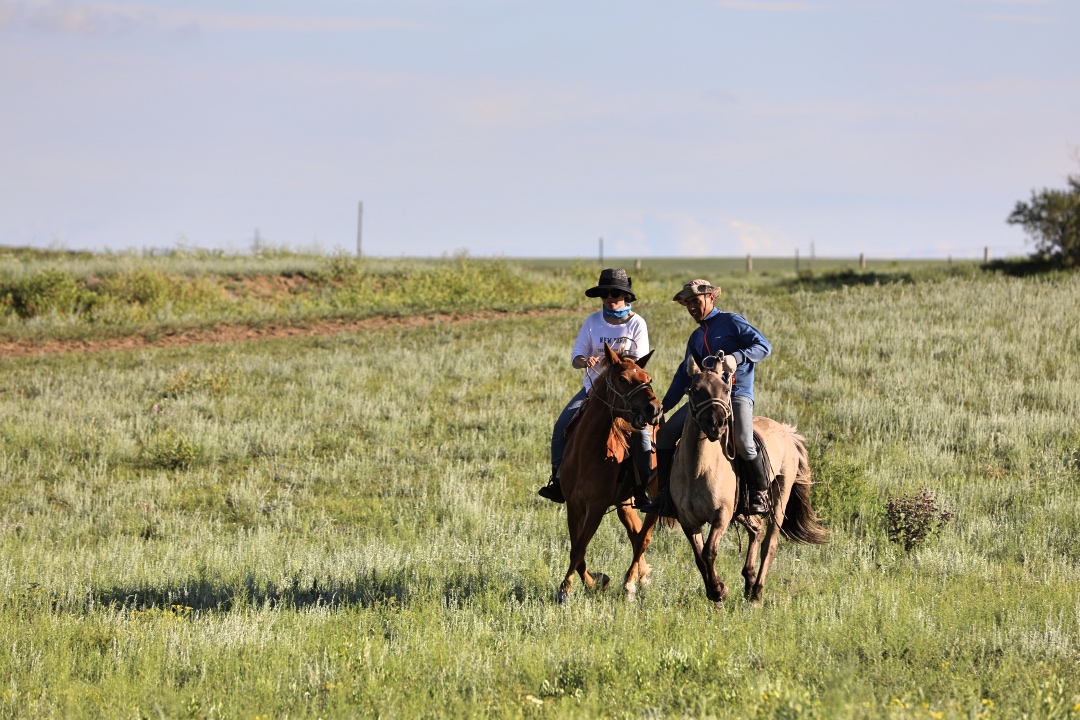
590;366;655;423
686;373;736;462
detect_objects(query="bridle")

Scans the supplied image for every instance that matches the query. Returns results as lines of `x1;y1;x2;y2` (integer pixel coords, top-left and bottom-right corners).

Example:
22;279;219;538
686;363;736;461
593;366;657;423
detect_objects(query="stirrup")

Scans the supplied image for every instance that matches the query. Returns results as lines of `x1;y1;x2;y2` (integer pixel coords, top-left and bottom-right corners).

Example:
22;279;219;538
537;479;565;504
637;491;677;518
743;489;770;516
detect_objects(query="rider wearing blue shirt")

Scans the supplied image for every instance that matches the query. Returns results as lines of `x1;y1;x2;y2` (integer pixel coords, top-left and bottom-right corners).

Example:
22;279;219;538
638;279;773;518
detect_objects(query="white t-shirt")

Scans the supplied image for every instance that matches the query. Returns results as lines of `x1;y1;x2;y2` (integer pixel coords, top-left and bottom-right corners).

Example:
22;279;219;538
571;311;650;391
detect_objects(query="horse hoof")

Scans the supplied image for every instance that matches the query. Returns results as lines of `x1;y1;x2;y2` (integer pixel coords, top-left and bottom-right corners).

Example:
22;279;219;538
718;582;729;601
625;586;637;602
594;573;611;592
749;586;763;604
556;589;570;604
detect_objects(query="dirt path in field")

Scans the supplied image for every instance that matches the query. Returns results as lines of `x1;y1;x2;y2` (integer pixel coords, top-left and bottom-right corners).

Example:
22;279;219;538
0;307;582;358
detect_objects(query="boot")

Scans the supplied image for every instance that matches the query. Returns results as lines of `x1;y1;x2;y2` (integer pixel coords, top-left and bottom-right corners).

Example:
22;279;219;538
636;449;677;518
537;465;565;504
743;453;771;516
633;442;655;485
631;438;655;505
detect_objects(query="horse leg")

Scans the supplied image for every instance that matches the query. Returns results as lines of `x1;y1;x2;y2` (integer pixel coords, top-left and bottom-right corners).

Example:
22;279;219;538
558;503;588;603
742;515;763;599
636;513;658;587
680;525;713;600
750;498;788;603
562;505;609;601
700;508;733;604
616;506;657;600
681;523;726;604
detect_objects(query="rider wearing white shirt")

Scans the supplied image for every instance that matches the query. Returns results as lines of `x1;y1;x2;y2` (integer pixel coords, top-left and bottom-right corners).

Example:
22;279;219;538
538;268;652;504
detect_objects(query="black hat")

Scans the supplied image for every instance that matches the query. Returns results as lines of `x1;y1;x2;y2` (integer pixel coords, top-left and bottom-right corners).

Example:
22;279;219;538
585;268;636;303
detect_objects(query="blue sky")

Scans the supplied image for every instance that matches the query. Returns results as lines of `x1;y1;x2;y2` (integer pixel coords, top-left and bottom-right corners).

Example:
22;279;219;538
1;0;1077;258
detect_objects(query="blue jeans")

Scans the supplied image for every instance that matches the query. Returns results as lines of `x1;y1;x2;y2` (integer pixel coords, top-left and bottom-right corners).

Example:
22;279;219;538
551;387;652;469
656;396;756;460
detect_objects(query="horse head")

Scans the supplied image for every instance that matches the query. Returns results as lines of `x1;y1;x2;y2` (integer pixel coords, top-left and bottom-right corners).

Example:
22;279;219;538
686;352;734;442
602;343;663;430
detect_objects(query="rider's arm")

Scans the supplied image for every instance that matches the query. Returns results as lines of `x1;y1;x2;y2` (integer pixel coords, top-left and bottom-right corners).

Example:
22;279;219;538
570;315;594;368
729;314;771;366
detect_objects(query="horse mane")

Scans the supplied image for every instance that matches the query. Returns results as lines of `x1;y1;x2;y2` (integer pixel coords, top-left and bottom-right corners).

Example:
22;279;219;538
588;367;635;463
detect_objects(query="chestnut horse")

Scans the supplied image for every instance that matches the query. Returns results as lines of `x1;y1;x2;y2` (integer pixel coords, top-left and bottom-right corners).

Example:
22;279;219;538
671;352;828;604
556;344;664;603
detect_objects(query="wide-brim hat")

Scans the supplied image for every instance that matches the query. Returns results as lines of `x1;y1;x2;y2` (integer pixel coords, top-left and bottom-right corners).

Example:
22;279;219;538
672;279;720;302
585;268;636;303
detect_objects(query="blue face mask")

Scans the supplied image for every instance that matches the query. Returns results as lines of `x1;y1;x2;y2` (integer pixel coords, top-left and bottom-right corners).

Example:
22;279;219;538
603;305;632;320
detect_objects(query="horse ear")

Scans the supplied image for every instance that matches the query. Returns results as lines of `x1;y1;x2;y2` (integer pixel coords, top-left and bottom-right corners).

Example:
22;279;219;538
686;354;701;376
635;350;654;369
603;342;620;366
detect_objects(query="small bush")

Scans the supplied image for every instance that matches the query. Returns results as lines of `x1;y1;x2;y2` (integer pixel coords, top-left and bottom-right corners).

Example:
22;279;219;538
161;366;231;398
808;451;881;534
145;429;203;471
885;486;953;551
97;270;171;308
4;269;95;318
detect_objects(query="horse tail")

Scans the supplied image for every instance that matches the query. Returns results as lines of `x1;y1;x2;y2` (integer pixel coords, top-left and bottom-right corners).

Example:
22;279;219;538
778;428;830;545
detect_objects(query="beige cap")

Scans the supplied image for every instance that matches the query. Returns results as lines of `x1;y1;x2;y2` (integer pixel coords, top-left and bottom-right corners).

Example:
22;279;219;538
672;279;720;302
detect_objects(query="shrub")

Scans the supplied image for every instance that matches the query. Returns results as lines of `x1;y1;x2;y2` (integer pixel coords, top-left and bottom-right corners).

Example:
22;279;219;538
145;429;203;471
885;486;953;551
161;366;231;398
97;270;171;309
810;455;881;534
4;269;94;318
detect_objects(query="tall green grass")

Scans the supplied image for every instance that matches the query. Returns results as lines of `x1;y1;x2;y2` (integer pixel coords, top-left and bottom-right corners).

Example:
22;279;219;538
0;264;1078;717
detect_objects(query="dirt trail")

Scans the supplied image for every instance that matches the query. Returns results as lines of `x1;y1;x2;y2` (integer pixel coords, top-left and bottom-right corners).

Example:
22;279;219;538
0;307;581;358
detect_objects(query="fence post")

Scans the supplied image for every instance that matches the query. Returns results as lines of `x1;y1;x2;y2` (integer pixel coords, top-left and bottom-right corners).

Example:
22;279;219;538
983;246;989;263
746;254;753;273
859;253;865;270
599;237;604;266
634;258;641;272
795;248;800;273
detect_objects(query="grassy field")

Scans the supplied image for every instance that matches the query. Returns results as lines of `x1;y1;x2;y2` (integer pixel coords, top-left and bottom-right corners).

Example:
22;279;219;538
0;252;1078;718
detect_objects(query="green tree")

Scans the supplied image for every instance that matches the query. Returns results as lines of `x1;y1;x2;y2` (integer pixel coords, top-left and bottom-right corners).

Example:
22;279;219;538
1007;173;1080;266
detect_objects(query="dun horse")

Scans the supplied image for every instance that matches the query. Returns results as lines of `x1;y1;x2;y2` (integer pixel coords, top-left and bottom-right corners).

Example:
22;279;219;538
556;344;663;603
671;352;828;603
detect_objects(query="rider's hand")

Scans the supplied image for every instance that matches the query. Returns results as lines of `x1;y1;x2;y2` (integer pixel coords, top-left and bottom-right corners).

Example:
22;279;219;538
722;354;738;374
585;356;602;368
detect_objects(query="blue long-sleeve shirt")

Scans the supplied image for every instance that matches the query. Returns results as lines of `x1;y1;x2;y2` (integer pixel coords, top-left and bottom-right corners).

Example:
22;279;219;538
661;307;771;410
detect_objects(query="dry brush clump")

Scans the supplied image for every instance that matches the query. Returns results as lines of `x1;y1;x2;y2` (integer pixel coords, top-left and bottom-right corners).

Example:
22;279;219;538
885;487;954;551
